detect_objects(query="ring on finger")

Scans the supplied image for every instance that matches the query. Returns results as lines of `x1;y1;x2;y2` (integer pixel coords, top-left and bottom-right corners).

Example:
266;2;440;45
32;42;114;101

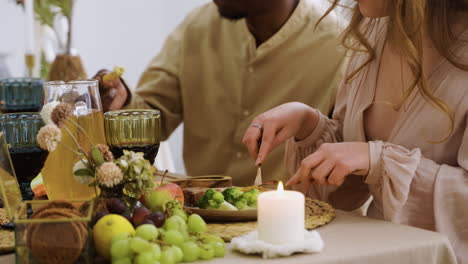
250;122;263;131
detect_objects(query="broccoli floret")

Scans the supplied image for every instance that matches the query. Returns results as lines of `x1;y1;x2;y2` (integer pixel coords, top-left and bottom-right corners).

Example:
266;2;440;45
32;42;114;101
199;189;237;211
232;189;260;210
241;189;260;207
212;191;224;204
234;198;256;210
199;189;223;209
222;187;243;204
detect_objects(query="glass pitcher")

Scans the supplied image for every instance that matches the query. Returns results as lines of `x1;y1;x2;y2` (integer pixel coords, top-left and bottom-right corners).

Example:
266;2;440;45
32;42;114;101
41;80;106;200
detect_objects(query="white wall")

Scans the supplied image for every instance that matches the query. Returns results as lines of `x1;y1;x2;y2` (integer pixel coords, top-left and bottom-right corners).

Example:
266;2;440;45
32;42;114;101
1;0;350;175
0;0;209;174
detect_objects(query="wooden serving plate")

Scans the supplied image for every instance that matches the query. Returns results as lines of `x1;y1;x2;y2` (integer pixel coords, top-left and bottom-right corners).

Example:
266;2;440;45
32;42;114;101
183;186;271;222
186;207;257;222
169;175;232;188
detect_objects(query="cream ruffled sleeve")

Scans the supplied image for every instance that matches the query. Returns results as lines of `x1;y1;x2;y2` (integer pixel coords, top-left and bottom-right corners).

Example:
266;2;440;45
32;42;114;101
285;76;372;211
365;128;468;261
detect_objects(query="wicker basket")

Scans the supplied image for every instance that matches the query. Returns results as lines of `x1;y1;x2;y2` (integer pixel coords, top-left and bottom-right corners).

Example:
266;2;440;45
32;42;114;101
0;208;13;254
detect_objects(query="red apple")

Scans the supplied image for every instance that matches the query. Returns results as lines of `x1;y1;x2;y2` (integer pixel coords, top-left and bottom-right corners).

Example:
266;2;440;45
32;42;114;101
156;182;184;204
140;182;184;212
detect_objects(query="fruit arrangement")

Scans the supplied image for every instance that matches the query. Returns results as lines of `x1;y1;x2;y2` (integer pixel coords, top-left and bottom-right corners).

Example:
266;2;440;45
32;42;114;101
198;187;262;211
91;174;225;263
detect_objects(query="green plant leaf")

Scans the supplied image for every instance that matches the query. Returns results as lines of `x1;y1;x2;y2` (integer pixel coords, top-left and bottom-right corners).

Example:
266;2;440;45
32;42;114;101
34;0;56;27
40;52;50;79
91;147;105;166
48;0;72;18
74;168;93;177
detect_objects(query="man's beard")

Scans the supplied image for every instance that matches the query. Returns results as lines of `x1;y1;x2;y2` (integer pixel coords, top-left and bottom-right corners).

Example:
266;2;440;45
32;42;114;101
217;9;247;21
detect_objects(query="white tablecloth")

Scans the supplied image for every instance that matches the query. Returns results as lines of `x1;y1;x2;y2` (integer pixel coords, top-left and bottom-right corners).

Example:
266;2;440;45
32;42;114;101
0;211;457;264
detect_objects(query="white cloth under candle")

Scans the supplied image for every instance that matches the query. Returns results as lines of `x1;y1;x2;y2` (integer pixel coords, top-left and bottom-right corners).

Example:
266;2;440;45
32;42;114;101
231;230;324;259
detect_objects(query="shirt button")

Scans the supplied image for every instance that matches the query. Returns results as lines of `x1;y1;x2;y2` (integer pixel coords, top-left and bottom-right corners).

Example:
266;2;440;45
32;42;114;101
243;109;250;116
236;152;243;158
248;67;254;73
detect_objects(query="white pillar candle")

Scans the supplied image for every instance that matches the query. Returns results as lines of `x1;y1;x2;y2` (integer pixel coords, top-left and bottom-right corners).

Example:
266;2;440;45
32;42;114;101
257;181;305;244
24;0;35;54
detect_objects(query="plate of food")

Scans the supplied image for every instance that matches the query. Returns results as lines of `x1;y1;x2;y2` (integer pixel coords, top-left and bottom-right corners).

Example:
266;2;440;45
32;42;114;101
183;186;269;221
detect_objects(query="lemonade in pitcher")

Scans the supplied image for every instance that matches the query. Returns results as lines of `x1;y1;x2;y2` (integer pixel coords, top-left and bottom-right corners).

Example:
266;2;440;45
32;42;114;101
41;80;105;200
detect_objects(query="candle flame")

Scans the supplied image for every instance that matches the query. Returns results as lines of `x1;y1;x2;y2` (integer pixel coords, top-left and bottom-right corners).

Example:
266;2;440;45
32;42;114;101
277;181;284;192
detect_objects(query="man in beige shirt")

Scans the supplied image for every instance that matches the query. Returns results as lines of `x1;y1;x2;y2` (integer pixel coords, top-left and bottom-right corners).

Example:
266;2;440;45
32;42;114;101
97;0;346;186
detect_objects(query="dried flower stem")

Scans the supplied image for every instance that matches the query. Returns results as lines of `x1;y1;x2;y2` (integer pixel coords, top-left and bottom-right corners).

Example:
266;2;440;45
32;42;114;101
63;126;84;152
62;125;92;163
68;118;95;146
80;157;99;198
57;141;82;156
93;183;99;199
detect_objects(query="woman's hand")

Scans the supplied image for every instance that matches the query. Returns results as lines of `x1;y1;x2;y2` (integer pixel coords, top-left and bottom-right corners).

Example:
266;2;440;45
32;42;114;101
242;102;319;166
286;142;370;192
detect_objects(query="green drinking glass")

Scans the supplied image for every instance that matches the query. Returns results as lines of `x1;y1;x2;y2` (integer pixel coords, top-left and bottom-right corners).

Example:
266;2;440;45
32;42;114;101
104;109;161;164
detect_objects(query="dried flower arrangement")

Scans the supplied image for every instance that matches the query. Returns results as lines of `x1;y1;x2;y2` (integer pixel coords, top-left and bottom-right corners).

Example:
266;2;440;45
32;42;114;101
37;102;156;199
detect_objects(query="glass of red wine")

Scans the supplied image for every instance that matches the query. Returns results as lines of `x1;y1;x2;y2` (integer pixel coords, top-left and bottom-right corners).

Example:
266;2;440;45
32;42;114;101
104;109;161;164
0;113;48;201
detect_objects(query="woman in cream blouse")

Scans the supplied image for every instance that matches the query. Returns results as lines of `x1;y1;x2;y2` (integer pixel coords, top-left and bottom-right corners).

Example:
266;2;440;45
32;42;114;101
243;0;468;263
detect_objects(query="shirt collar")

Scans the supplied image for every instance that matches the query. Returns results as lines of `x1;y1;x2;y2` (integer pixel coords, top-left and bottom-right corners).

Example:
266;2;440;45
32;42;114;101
243;0;311;58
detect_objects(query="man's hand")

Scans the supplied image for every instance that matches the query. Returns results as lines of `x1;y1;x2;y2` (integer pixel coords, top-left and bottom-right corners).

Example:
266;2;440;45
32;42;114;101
92;69;129;111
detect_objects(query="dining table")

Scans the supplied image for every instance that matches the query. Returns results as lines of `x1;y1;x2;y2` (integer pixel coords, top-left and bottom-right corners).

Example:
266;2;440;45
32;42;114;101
0;210;457;264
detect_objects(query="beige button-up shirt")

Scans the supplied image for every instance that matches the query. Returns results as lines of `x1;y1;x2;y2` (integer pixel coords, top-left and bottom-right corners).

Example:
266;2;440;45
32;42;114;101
127;0;347;186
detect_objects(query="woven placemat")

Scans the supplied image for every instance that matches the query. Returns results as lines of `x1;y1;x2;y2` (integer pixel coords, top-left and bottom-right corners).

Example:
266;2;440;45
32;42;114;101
207;198;335;242
0;208;14;254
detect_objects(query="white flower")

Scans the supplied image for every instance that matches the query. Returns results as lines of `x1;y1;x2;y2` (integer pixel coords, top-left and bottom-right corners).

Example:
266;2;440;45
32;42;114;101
130;152;144;163
134;165;142;175
119;159;128;168
72;160;94;185
40;101;60;124
36;124;62;151
96;162;123;188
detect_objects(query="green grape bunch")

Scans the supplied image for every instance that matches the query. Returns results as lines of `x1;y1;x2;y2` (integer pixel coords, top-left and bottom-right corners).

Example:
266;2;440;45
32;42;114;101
109;211;225;263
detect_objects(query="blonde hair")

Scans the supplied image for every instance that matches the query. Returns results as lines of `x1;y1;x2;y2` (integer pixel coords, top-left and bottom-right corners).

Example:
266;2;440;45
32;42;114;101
320;0;468;141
